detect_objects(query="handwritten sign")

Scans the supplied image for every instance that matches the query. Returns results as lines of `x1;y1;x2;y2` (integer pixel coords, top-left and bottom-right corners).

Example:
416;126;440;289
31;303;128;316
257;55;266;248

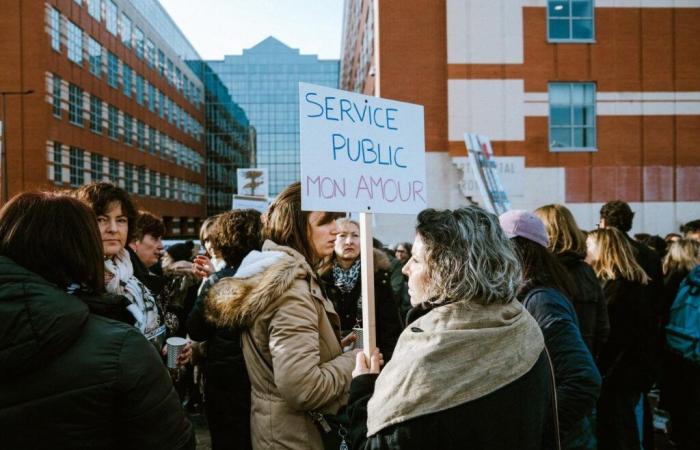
299;83;426;214
237;168;268;198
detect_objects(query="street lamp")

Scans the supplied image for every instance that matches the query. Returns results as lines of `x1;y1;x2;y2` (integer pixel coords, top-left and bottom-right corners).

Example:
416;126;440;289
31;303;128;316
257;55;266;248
0;89;34;203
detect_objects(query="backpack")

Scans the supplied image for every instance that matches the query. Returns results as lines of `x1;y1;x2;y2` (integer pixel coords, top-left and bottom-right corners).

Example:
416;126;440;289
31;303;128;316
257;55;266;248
665;265;700;365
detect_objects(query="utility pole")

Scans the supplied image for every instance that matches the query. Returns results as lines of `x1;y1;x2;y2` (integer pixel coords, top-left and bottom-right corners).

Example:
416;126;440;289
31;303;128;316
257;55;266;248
0;89;34;203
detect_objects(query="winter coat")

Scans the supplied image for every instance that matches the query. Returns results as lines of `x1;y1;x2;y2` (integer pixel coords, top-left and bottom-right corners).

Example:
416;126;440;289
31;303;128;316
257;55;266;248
161;260;199;337
521;287;602;450
347;304;554;450
0;256;194;450
205;241;357;450
598;278;656;392
557;251;610;355
320;249;403;360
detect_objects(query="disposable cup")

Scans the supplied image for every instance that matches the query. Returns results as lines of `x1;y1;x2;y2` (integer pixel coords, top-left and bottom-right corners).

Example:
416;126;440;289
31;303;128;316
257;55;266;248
353;326;363;350
166;336;188;369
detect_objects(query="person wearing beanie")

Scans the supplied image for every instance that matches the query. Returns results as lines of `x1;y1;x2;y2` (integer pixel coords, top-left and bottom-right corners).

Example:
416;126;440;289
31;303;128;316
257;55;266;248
166;241;196;263
500;210;601;450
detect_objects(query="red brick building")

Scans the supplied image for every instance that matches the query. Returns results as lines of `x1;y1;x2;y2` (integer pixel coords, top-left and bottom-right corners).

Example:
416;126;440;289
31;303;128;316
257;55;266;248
341;0;700;240
0;0;206;235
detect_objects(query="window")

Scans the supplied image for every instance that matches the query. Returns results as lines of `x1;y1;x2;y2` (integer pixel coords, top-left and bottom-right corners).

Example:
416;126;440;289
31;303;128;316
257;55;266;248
137;120;145;150
135;75;144;105
88;0;101;20
548;0;594;41
147;82;155;112
124;163;134;192
49;7;60;51
146;39;156;68
160;174;167;198
137;166;146;195
147;127;157;154
69;147;85;187
107;52;119;88
67;21;83;65
549;82;596;151
122;64;132;97
108;105;119;139
88;37;102;77
123;114;133;145
120;12;132;48
53;142;63;183
156;90;164;117
91;153;103;181
134;27;144;59
157;49;165;76
52;75;62;117
106;0;117;35
90;95;102;133
68;84;83;126
109;158;119;183
166;59;174;84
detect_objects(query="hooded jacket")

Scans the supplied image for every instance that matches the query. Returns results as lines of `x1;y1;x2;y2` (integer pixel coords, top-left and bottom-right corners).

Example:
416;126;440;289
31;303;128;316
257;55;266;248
0;256;194;450
205;241;357;450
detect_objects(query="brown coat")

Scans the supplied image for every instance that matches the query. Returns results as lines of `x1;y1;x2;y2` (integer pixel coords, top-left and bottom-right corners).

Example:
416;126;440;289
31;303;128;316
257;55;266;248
205;241;357;450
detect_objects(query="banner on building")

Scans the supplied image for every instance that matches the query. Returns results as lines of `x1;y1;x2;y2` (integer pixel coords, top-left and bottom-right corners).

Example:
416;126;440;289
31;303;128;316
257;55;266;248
299;82;426;214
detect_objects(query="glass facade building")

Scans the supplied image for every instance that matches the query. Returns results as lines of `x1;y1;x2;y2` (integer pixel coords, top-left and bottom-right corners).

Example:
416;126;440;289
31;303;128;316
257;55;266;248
208;37;339;196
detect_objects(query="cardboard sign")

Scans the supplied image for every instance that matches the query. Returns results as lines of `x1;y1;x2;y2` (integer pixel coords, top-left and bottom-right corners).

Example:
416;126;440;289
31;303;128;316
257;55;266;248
299;82;426;214
464;134;511;215
237;168;268;198
231;195;270;214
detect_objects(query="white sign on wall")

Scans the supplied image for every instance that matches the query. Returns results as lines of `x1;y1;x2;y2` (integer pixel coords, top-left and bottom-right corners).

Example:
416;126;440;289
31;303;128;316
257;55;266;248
237;168;268;198
299;82;426;214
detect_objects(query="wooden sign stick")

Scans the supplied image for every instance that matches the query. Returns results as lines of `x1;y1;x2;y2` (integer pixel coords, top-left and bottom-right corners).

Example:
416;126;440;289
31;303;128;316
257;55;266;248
359;212;376;358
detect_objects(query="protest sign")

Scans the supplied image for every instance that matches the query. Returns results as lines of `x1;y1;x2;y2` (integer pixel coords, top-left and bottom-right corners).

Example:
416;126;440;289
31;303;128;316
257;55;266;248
464;133;511;215
299;82;426;214
237;168;268;198
231;195;270;214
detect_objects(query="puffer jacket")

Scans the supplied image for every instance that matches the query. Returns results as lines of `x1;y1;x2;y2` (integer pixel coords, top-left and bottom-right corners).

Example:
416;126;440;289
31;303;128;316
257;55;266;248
321;249;403;360
557;251;610;356
205;241;357;450
0;256;194;450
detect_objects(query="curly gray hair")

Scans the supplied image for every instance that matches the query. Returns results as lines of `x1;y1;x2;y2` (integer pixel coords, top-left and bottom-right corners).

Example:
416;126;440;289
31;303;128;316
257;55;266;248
416;206;522;306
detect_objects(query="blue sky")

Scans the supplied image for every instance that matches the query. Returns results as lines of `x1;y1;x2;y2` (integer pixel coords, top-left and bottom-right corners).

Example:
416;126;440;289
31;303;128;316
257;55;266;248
159;0;345;60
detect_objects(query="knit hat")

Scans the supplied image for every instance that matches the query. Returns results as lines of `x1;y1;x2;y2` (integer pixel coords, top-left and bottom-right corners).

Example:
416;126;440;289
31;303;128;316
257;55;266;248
499;210;549;248
166;240;195;262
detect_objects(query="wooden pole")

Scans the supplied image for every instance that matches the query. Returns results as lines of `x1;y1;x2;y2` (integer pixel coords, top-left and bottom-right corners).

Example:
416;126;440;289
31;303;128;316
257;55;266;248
359;212;376;357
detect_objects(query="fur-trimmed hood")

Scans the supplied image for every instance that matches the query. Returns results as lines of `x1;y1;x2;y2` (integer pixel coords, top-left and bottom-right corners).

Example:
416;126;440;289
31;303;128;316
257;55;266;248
204;240;314;329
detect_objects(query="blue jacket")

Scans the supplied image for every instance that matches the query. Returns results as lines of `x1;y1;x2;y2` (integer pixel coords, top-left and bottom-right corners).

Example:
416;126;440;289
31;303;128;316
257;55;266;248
521;287;602;450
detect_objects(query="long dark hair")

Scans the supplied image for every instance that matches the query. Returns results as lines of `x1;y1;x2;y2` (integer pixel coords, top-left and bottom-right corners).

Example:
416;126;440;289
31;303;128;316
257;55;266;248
511;236;577;301
0;192;105;292
74;182;137;241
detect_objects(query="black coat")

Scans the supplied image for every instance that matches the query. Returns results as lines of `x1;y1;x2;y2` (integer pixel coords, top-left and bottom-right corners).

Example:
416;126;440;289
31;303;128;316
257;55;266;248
321;254;402;361
0;256;194;450
557;251;610;355
521;287;602;450
347;355;553;450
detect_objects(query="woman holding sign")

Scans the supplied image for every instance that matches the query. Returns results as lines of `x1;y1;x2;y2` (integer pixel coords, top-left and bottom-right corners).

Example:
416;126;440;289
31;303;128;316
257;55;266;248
347;207;555;450
205;182;357;450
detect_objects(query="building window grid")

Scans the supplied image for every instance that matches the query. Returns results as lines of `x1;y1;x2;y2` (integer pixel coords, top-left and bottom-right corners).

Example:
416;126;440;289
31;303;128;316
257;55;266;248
107;52;119;88
88;37;102;78
52;75;62;117
123;114;133;145
549;82;596;151
90;95;102;133
108;105;119;139
138;166;146;195
108;158;119;183
90;153;103;182
49;7;61;51
69;147;85;187
137;121;145;150
68;84;83;126
134;26;144;59
124;163;134;193
547;0;595;42
67;21;83;65
135;75;144;105
106;1;117;35
122;64;132;97
120;12;132;48
53;142;63;183
88;0;101;21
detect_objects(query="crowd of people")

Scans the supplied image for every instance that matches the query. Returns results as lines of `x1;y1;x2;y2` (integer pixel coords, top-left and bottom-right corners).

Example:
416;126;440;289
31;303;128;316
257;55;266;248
0;181;699;450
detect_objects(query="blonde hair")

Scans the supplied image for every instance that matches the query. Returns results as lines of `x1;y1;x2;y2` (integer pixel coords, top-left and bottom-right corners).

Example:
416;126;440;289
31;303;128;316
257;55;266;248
587;228;650;284
663;239;700;275
335;217;359;231
534;204;587;256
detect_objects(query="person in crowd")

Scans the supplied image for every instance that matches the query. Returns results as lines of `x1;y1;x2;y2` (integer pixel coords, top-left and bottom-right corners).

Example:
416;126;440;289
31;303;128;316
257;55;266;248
187;209;263;450
320;218;402;361
665;232;682;245
659;238;700;449
128;210;166;294
586;227;655;450
598;200;662;448
501;210;601;450
681;219;700;242
75;182;166;347
535;204;609;356
348;207;553;450
393;242;412;319
0;192;194;449
204;182;357;450
161;240;200;338
193;215;224;283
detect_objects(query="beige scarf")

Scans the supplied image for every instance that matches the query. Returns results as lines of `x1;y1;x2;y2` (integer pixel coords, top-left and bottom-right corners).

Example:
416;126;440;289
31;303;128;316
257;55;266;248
367;300;544;436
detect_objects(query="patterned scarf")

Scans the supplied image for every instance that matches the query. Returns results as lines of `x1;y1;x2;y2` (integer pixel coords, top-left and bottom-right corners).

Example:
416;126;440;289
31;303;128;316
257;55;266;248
104;248;164;345
333;259;361;293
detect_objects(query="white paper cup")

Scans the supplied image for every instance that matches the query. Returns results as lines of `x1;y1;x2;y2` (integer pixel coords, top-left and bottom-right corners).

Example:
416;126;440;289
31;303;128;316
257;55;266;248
166;337;188;368
353;326;363;350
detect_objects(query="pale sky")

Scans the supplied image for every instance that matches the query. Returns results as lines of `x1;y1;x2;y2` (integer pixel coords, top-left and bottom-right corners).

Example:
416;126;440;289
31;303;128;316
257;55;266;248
159;0;345;60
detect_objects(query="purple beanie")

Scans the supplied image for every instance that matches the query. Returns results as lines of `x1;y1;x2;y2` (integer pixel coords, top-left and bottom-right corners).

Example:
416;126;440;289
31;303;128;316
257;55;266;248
499;210;549;248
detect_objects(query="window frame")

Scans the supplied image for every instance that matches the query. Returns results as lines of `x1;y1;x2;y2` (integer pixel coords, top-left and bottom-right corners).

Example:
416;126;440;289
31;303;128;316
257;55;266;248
548;82;597;152
68;84;84;126
66;20;84;65
90;95;102;134
546;0;596;43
